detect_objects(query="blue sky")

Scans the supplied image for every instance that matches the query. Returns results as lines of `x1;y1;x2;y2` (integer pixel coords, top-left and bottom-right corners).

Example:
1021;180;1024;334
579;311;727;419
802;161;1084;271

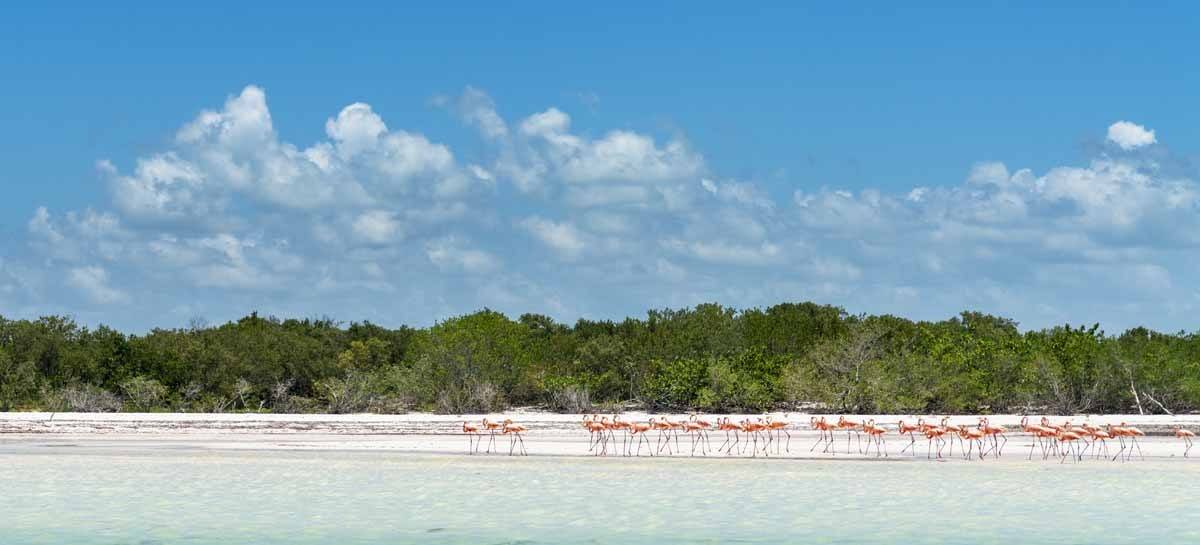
3;3;1200;332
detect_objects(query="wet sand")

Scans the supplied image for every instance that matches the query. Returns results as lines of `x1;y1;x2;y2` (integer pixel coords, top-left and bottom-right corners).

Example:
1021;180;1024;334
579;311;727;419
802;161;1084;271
2;411;1196;461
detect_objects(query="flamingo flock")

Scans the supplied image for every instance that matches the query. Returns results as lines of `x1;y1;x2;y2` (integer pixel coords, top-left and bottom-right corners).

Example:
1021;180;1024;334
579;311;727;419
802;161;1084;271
461;415;1198;461
462;418;528;456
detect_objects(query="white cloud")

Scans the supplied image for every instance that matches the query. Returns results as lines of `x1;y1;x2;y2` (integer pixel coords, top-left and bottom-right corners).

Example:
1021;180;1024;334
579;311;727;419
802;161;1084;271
1107;121;1157;150
457;86;509;140
519;216;587;259
28;207;63;244
425;237;500;273
325;102;388;158
103;85;478;217
352;210;402;244
664;238;783;266
455;89;705;200
67;266;129;304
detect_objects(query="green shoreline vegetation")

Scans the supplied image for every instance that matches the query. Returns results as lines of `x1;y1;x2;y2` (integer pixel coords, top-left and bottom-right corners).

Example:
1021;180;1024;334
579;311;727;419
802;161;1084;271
1;303;1198;415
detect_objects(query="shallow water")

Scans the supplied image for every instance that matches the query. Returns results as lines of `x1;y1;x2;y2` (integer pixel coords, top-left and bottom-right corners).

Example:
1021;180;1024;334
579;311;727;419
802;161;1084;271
2;448;1196;544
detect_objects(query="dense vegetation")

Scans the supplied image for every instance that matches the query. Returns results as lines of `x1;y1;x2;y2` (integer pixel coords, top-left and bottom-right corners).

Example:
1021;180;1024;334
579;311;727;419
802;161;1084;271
2;303;1198;414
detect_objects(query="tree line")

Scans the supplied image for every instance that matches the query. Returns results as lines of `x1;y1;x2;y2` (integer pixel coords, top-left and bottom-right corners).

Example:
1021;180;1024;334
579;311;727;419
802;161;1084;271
1;303;1198;414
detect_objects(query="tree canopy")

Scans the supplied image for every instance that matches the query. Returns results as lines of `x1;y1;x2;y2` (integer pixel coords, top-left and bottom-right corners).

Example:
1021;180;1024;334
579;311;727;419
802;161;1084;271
1;303;1197;414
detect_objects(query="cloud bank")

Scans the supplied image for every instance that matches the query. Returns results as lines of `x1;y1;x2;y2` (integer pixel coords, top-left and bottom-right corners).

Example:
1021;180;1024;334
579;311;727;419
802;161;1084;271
7;86;1197;332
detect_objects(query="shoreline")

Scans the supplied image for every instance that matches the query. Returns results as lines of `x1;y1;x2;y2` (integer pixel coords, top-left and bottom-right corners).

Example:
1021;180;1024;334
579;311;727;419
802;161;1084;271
2;411;1197;461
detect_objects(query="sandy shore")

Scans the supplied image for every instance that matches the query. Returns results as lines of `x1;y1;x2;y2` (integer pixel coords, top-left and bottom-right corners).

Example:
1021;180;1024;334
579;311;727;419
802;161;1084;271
1;411;1196;460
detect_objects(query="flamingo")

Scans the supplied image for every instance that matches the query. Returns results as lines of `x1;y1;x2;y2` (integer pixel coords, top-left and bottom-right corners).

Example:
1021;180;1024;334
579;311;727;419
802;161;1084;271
923;426;947;459
481;418;503;453
462;421;481;454
610;414;633;456
766;416;792;454
1124;423;1146;461
1041;417;1067;458
1084;426;1112;460
501;419;528;456
598;416;616;455
1066;423;1092;457
718;417;744;456
1020;417;1055;460
862;419;888;457
959;425;987;460
666;417;685;453
1056;429;1083;463
690;414;713;453
897;419;920;456
809;416;835;454
1109;422;1145;462
1176;427;1195;457
940;418;965;457
1107;423;1129;462
629;421;653;456
583;415;605;455
741;418;769;457
978;418;1007;457
682;420;708;456
651;418;675;455
836;416;863;454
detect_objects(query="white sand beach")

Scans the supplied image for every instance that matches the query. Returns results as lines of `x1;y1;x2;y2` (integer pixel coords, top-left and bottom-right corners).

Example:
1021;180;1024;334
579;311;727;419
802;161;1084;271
2;411;1196;460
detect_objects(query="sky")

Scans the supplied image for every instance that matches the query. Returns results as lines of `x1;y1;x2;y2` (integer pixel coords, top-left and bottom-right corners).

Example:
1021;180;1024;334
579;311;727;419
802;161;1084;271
2;3;1200;333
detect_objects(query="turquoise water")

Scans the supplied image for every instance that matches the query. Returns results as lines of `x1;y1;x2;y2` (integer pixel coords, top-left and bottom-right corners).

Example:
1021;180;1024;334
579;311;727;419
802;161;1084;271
1;448;1197;544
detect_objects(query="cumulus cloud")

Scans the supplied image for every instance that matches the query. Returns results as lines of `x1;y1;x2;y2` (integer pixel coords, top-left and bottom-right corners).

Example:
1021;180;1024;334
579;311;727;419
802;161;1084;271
1107;121;1157;150
453;88;704;200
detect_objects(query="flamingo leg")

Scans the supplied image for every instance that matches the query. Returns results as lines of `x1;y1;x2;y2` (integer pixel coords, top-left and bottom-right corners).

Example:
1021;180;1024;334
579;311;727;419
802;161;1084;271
1112;436;1126;462
810;431;826;453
